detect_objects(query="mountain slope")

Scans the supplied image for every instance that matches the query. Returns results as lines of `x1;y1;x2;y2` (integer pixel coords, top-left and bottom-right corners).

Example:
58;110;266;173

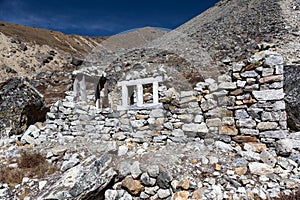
0;21;106;57
149;0;300;77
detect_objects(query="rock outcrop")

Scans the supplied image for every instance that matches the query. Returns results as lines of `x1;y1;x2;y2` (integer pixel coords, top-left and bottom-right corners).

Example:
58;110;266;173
284;65;300;131
0;78;49;136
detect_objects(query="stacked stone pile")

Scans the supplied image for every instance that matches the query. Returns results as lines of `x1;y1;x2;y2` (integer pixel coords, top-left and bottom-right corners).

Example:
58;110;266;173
2;0;300;198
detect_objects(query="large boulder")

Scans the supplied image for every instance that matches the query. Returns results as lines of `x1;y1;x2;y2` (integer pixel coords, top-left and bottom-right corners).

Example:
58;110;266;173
284;65;300;131
37;154;116;199
0;77;49;136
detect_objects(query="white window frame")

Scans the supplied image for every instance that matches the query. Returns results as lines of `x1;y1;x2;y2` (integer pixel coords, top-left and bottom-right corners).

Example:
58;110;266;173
117;76;163;110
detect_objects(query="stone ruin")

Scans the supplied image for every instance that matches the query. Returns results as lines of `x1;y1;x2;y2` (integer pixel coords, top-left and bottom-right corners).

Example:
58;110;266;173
45;49;296;153
12;45;300;200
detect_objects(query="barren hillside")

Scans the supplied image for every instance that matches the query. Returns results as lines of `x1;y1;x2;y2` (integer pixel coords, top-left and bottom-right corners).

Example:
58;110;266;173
0;21;106;57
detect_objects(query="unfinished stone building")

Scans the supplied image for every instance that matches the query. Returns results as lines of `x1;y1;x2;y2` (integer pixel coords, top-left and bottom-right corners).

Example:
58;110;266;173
60;45;294;153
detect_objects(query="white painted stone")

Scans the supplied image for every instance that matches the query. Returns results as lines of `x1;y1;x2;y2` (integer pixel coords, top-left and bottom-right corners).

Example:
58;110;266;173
240;70;259;78
62;101;75;108
24;125;39;136
47;112;56;119
39;181;47;190
275;65;284;75
237;80;247;88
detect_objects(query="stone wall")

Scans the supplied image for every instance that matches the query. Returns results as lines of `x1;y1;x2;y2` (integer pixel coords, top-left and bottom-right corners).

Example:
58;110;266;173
39;50;288;148
195;50;287;145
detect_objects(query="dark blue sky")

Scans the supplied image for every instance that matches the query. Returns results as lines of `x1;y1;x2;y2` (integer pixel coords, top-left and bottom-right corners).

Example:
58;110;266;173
0;0;219;36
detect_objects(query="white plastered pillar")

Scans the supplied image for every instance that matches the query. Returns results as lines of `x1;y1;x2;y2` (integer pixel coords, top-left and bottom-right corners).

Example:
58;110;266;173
80;75;87;101
136;84;143;106
153;81;159;104
121;84;128;107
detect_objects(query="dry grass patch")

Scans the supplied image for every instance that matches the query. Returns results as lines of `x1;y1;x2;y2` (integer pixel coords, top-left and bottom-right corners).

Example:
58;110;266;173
273;189;300;200
0;167;23;187
0;150;57;187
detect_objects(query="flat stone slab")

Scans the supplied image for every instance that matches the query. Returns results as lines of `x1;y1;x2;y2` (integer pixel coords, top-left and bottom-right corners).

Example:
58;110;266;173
252;89;284;101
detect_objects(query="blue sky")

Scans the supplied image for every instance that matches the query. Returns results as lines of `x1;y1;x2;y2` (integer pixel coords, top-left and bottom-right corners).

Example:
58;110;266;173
0;0;219;36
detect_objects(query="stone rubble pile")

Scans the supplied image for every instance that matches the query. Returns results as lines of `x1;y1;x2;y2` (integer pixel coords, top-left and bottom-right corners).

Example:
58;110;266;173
1;136;299;199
